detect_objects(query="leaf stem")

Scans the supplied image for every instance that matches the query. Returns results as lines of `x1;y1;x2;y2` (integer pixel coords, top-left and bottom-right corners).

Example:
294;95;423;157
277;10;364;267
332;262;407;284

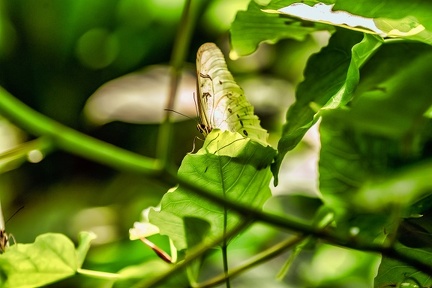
221;242;230;288
77;268;120;280
138;222;250;288
219;145;231;288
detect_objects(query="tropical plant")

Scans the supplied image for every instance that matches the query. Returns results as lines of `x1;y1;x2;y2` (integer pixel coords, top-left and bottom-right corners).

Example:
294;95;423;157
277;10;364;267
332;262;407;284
1;0;432;287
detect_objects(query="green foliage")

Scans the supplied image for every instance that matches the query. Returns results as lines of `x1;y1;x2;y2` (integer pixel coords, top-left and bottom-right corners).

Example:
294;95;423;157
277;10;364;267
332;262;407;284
1;0;432;287
376;242;432;287
272;30;383;183
230;0;432;286
230;0;326;57
332;0;432;45
0;232;95;287
149;130;276;250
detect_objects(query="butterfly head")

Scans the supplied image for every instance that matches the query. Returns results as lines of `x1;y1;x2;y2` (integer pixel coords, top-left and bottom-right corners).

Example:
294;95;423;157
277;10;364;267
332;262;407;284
0;229;8;253
196;123;212;136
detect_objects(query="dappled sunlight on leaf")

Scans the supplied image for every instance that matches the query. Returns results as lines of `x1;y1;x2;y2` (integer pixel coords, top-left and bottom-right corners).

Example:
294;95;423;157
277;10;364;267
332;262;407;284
230;0;327;57
272;30;382;184
264;3;426;38
0;232;95;287
129;223;158;240
144;130;276;251
3;0;432;286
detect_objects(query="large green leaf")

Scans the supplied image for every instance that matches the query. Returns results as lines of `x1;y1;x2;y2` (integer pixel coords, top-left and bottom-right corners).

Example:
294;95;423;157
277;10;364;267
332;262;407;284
230;0;328;57
265;1;431;43
332;0;432;45
354;161;432;212
148;130;276;251
330;43;432;138
0;232;95;288
272;30;381;184
318;116;396;243
379;211;432;286
318;44;432;240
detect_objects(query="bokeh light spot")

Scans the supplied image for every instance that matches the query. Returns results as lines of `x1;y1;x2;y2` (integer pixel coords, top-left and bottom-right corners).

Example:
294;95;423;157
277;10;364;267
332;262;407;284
76;28;119;69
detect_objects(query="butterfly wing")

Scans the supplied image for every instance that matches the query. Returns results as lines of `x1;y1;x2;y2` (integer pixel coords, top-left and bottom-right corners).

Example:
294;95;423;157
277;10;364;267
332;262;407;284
196;43;268;144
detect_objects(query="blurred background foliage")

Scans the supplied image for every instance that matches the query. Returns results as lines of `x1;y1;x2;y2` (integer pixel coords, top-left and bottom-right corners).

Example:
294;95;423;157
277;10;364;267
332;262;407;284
0;0;327;287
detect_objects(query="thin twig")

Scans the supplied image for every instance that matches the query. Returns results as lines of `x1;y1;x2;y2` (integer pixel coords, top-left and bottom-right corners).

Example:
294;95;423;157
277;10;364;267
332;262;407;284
195;235;305;288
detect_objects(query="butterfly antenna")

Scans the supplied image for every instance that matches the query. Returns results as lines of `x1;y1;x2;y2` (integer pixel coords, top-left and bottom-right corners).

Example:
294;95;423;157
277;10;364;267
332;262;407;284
6;206;24;224
164;109;195;121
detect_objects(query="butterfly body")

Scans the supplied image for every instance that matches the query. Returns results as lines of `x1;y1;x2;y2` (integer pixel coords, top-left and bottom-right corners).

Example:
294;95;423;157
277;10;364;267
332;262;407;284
0;201;8;253
196;43;268;144
0;230;8;254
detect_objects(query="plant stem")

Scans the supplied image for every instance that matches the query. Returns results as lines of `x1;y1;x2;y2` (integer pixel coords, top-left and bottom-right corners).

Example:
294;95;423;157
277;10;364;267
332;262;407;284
196;235;305;288
157;0;204;169
219;146;231;288
171;170;432;278
0;86;162;174
222;240;231;288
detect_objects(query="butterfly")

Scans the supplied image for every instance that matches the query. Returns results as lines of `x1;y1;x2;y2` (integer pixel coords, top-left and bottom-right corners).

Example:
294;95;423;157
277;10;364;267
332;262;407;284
0;201;9;253
195;43;268;145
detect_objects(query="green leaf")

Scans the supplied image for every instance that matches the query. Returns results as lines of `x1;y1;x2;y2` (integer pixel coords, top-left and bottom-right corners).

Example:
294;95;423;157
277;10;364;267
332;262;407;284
354;161;432;212
318;118;432;242
332;0;432;45
230;0;326;57
318;116;372;217
317;44;432;238
375;243;432;287
0;232;95;288
319;116;397;243
148;130;276;251
306;244;380;287
320;113;432;217
184;217;211;251
184;217;211;285
266;1;429;41
331;44;432;138
398;213;432;249
76;231;97;268
272;30;381;184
